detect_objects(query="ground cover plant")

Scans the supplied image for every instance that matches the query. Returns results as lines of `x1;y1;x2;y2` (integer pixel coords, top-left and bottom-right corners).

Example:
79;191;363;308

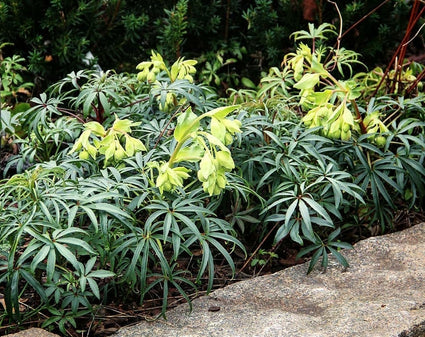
0;52;248;335
1;4;425;336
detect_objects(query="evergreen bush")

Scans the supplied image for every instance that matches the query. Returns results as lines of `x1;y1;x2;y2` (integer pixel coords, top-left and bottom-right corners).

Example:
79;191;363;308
0;1;413;91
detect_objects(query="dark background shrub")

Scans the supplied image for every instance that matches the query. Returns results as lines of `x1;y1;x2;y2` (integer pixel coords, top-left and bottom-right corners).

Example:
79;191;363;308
0;0;415;92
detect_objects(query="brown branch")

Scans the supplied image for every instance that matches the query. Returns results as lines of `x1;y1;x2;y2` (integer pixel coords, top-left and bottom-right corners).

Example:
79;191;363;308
57;107;85;123
122;96;150;108
372;1;425;97
325;0;391;66
341;0;391;39
224;0;231;42
351;99;367;134
105;0;122;32
406;67;425;95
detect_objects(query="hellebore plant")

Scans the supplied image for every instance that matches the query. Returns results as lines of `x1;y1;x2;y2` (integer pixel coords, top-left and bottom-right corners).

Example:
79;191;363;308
150;105;242;195
69;116;146;165
282;23;390;145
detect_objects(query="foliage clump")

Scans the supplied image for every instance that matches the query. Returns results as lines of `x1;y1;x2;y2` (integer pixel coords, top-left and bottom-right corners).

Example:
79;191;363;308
1;10;425;335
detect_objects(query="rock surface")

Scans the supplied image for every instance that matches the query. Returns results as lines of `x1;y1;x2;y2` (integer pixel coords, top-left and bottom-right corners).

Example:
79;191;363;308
113;223;425;337
5;328;59;337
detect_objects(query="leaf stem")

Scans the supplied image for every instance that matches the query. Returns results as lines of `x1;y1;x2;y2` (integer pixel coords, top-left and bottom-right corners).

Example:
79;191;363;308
167;112;207;166
350;99;367;134
154;104;189;149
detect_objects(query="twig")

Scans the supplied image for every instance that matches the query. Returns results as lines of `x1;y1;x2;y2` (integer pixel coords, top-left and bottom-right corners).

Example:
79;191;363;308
57;107;85;124
325;1;342;72
86;305;103;337
13;300;74;337
254;234;287;276
341;0;391;39
372;1;425;97
236;220;280;276
403;21;425;46
327;1;342;52
153;103;190;149
122;96;150;108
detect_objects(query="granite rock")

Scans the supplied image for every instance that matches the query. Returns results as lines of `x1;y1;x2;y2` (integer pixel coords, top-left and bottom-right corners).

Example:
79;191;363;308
113;223;425;337
5;328;60;337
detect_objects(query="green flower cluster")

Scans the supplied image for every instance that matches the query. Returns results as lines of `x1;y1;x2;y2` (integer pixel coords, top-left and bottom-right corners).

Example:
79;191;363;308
198;150;235;196
150;105;241;196
136;50;197;83
154;162;191;193
69;117;146;165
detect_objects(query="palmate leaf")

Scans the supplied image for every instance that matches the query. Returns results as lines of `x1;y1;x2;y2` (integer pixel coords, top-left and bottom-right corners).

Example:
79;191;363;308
330;178;364;206
20;269;48;302
373;165;403;193
56;237;96;255
307;247;325;274
302;196;333;224
370;173;395;209
328;246;349;269
395;156;425;205
327;227;341;242
30;245;50;272
118;232;149;288
143;266;196;318
22;93;62;131
296;226;353;274
41;314;62;330
54;243;79;269
170;276;195;313
173;212;203;241
258;66;293;97
5;270;21;320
